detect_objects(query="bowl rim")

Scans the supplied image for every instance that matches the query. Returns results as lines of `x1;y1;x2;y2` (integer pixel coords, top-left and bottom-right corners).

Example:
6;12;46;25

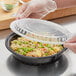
5;33;67;59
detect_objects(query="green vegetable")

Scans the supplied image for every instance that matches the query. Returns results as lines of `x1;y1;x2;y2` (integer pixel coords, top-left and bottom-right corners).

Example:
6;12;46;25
5;4;14;10
18;47;34;52
45;53;48;56
22;52;27;55
16;47;34;55
46;44;54;50
23;42;29;44
17;41;22;45
16;50;20;54
13;41;22;45
46;44;51;48
33;44;36;47
12;40;18;43
58;45;63;48
39;43;44;48
49;47;54;51
13;41;29;45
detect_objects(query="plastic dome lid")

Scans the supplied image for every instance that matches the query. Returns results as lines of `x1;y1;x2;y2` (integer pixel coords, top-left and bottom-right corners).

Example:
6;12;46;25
10;18;70;44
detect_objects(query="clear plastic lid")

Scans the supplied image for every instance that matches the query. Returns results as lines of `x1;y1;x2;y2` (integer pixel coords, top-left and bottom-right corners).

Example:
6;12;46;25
10;18;70;44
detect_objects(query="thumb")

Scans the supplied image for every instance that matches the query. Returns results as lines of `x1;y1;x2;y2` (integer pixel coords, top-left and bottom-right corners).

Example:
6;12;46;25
64;43;76;53
64;43;72;48
16;3;28;19
64;43;76;49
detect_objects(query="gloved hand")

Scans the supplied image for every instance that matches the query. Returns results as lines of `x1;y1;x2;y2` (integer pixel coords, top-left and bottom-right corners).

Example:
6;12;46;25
16;0;57;19
64;36;76;53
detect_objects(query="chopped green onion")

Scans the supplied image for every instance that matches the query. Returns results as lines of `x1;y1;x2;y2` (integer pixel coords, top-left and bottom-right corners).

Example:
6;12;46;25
39;43;44;48
49;47;54;51
18;47;34;52
45;53;48;56
46;44;51;48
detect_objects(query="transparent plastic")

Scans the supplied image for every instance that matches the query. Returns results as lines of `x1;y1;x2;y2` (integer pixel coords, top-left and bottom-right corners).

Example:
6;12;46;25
0;0;19;12
10;18;71;44
17;0;57;19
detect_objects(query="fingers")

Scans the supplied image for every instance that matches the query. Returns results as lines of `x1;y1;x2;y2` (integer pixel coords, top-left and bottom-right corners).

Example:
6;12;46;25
28;13;42;19
64;43;76;48
16;3;32;19
64;43;76;53
28;8;50;19
16;3;28;19
66;36;76;43
63;36;76;53
19;6;32;19
28;11;47;19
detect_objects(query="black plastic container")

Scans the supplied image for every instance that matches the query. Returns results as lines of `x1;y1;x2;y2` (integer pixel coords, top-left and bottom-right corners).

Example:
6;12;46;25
5;33;67;65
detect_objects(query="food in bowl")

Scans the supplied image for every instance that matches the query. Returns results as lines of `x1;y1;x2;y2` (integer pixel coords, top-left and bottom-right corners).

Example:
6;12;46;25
10;37;63;57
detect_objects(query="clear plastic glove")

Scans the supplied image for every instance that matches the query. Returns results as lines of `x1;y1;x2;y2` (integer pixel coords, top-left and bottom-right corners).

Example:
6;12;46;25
64;36;76;53
16;0;57;19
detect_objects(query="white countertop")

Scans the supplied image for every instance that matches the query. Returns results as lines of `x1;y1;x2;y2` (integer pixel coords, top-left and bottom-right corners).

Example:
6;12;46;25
0;15;76;76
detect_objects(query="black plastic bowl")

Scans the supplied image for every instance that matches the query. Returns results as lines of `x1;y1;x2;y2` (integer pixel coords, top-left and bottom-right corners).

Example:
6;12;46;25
5;33;67;65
